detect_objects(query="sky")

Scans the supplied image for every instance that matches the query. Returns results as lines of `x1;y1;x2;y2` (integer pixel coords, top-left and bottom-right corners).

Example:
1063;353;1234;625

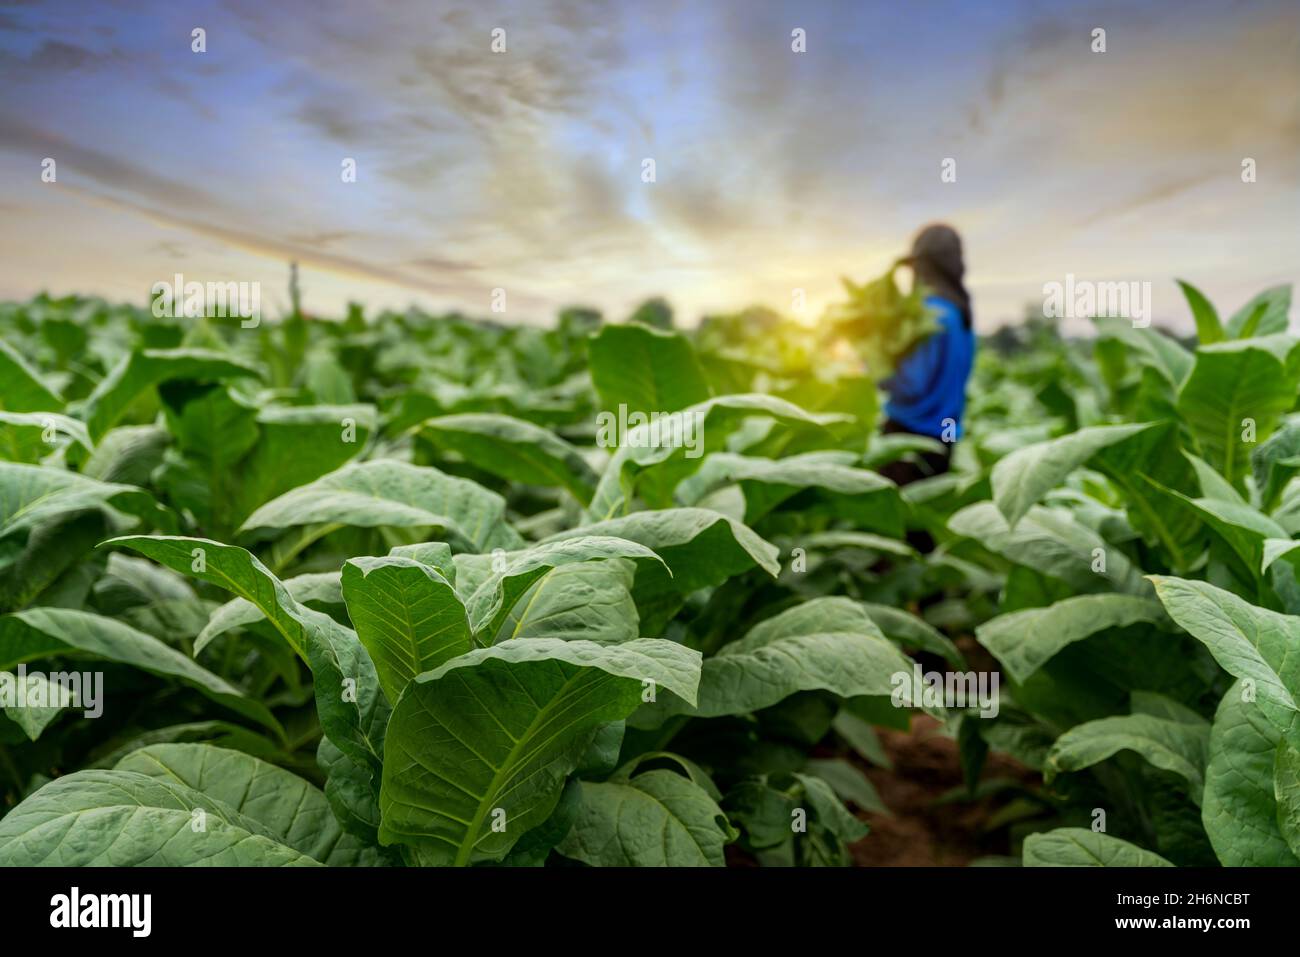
0;0;1297;332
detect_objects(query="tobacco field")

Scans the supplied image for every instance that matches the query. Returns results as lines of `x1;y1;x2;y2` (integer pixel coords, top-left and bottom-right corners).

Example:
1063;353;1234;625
0;282;1298;868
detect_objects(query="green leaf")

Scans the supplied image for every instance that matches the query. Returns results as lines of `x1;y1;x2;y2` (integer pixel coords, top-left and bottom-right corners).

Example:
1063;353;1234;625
1275;742;1300;860
544;508;779;633
240;459;522;552
0;411;93;463
832;709;892;768
587;393;845;520
229;404;376;525
804;758;889;815
77;348;260;441
80;424;168;486
0;607;281;737
341;556;471;702
557;769;732;866
115;743;382;865
644;596;917;722
793;771;870;844
1226;285;1291;338
859;601;963;667
106;536;386;774
195;570;342;654
419;413;598;504
1176;339;1300;483
0;339;62;412
588;323;710;416
0;669;75;740
1047;713;1209;804
462;536;665;641
0;462;158;539
1177;279;1223;345
678;451;904;536
991;423;1155;528
155;385;260;530
976;594;1168;683
0;770;318;866
1150;576;1300;748
379;637;701;865
1202;681;1299;865
1252;415;1300;511
1023;828;1172;867
1184;449;1246;504
1093;317;1193;387
950;502;1148;595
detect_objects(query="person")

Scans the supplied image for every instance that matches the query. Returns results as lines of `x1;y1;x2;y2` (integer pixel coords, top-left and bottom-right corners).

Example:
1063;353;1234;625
878;223;976;488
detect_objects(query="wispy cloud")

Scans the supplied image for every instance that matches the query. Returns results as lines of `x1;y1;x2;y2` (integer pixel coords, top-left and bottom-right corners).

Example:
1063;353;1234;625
0;0;1295;327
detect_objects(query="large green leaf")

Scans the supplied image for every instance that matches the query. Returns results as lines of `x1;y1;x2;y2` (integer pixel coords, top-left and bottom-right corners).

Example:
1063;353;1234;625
976;594;1168;683
106;536;386;774
950;502;1148;595
543;508;779;633
990;422;1201;566
229;404;376;525
1202;682;1299;866
1023;828;1172;867
1150;576;1300;748
341;556;471;703
588;323;710;416
0;462;158;539
0;607;281;736
379;637;701;865
557;768;732;866
77;348;260;441
1046;713;1209;803
1176;338;1300;483
1275;742;1300;860
0;770;318;866
240;459;522;551
642;596;917;723
1093;317;1192;387
80;424;169;486
990;423;1154;528
418;413;597;503
462;536;665;641
115;743;382;865
155;384;260;531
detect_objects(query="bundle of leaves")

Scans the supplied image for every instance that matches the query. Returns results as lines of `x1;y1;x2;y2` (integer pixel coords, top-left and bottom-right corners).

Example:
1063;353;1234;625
821;265;936;379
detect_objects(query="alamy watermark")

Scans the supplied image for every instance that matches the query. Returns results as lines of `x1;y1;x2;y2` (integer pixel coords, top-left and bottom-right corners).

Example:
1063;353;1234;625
50;887;151;937
595;404;702;458
891;664;999;718
151;273;261;327
0;665;103;718
1043;273;1151;327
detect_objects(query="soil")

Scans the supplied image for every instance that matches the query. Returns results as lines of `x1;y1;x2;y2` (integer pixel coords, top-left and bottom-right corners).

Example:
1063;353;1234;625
846;715;1028;865
848;638;1039;866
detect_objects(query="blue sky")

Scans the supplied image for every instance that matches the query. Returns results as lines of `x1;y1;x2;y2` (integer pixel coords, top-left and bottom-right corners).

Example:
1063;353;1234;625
1;0;1296;331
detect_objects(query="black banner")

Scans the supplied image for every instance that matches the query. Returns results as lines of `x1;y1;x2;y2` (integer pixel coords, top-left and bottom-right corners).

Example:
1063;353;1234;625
1;866;1279;943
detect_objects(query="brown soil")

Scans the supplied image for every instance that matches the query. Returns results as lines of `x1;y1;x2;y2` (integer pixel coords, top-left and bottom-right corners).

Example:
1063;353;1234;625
849;635;1039;866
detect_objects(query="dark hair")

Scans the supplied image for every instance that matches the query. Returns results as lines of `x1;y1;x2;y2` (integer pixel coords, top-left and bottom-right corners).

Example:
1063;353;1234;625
900;223;971;329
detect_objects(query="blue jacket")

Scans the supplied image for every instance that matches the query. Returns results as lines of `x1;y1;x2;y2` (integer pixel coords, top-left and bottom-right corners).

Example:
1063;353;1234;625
882;296;975;439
